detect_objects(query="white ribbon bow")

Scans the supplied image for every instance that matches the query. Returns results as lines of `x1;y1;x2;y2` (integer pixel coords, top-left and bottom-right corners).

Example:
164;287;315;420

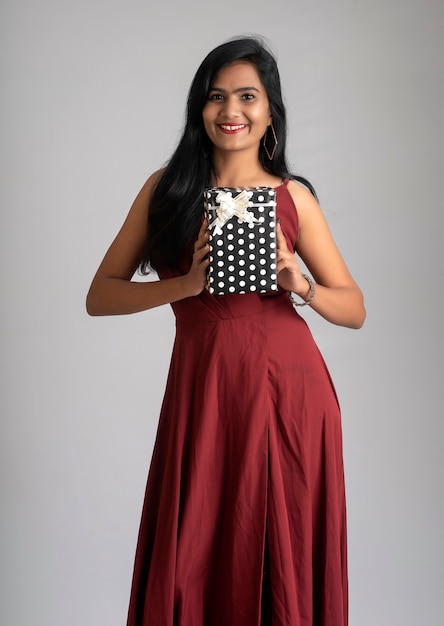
209;190;259;235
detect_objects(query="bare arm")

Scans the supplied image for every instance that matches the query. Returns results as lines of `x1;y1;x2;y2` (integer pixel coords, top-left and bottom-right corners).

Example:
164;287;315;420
86;171;210;316
276;181;366;329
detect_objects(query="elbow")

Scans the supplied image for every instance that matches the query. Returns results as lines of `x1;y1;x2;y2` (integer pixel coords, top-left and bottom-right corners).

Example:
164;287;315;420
85;288;102;316
339;289;366;329
350;313;366;329
350;299;366;329
331;287;366;329
85;297;98;317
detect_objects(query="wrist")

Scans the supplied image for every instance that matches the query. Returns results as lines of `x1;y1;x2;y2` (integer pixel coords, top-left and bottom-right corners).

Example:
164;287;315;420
179;273;195;299
289;274;316;307
295;275;312;300
180;272;205;299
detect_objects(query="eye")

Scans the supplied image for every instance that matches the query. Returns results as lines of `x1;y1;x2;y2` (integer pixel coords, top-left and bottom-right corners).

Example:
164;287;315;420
208;93;224;101
241;93;255;101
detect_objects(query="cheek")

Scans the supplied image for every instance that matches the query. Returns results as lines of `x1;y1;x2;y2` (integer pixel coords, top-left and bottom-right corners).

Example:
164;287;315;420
250;105;271;125
202;106;216;129
201;109;210;133
202;116;211;135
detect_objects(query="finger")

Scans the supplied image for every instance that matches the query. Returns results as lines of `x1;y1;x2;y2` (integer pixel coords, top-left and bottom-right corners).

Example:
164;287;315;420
194;241;210;262
194;236;209;255
194;222;210;251
276;242;293;265
276;222;288;250
198;218;209;238
276;257;288;273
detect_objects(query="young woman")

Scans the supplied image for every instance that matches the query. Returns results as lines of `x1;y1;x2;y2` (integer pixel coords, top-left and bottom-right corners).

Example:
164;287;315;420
87;37;365;626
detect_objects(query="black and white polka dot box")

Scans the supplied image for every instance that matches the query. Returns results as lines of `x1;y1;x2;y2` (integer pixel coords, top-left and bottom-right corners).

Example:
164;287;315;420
204;187;279;295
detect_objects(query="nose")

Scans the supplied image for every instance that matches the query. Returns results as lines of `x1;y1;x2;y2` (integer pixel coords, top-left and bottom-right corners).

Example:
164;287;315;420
220;95;241;119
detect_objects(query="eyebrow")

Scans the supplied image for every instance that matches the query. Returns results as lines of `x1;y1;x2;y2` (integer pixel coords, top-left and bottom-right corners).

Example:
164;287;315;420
208;86;260;94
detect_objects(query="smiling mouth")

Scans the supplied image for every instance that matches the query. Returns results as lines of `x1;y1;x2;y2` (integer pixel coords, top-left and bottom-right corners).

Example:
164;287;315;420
218;124;247;134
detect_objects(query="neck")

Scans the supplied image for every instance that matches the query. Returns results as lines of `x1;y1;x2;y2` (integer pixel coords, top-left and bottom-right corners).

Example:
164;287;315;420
211;149;265;188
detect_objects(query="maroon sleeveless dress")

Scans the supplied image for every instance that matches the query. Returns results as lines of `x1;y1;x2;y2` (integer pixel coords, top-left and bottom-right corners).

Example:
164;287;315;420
127;179;348;626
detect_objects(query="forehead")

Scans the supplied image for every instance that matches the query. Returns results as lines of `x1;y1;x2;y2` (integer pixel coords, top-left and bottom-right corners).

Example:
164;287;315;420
210;61;264;89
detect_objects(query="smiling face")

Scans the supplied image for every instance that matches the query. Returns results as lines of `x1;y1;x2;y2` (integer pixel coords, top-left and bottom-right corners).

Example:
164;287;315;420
202;61;272;158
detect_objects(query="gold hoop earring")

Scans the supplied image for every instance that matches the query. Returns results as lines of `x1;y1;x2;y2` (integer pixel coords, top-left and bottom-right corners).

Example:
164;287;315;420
263;124;278;160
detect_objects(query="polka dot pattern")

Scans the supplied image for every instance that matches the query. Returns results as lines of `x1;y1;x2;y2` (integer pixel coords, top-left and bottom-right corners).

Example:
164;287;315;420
204;187;278;295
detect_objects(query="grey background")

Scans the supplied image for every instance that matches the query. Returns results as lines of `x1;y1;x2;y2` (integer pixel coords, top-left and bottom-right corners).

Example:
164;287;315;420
1;0;443;624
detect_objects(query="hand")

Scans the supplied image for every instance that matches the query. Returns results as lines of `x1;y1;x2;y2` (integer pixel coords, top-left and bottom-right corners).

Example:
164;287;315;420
276;222;311;297
183;219;210;296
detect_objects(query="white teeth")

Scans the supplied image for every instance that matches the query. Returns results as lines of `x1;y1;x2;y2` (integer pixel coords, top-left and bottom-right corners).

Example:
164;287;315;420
220;124;245;130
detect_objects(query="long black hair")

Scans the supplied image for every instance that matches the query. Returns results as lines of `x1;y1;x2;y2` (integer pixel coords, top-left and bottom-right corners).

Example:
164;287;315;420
139;36;316;273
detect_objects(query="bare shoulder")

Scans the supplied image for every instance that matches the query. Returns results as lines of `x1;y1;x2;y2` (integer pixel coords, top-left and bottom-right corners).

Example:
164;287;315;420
131;167;165;215
114;166;166;247
90;168;165;282
286;179;322;225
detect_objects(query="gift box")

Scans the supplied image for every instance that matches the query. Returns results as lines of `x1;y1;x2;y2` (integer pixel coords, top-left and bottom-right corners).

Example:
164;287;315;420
204;186;278;295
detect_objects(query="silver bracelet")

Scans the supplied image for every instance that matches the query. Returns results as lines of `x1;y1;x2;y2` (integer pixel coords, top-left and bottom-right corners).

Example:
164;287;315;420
289;274;316;307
